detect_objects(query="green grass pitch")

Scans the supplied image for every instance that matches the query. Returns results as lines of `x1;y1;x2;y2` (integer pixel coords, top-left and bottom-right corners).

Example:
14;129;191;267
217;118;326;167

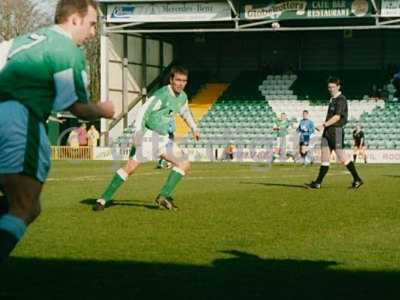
1;161;400;299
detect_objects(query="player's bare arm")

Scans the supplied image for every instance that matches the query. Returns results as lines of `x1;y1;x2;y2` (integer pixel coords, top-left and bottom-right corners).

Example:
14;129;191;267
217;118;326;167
316;114;341;131
69;101;115;121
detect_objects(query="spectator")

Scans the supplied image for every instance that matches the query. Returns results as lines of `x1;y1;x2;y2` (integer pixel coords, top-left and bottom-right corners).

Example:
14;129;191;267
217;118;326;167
77;123;88;146
224;141;235;161
368;84;381;100
87;125;100;147
353;124;367;164
68;128;79;148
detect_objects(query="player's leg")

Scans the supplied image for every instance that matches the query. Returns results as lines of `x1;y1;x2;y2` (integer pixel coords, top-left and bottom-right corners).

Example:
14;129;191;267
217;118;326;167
271;138;279;162
0;174;43;263
353;146;358;162
315;142;331;185
0;102;50;262
361;147;367;163
279;136;287;161
155;141;190;210
300;144;306;157
94;154;141;211
94;131;145;211
308;135;331;189
334;132;363;188
302;144;311;165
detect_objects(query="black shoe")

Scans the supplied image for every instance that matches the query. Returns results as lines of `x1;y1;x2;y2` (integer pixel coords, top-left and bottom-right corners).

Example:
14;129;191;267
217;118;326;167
155;195;173;210
352;180;364;189
92;199;108;212
306;181;321;189
167;196;178;210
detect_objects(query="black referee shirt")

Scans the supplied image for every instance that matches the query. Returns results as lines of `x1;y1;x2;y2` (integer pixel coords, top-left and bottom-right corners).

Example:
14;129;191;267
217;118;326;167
326;94;348;127
353;130;364;143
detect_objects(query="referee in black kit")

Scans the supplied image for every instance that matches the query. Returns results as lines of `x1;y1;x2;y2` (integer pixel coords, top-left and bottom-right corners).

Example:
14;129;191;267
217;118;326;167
307;77;363;189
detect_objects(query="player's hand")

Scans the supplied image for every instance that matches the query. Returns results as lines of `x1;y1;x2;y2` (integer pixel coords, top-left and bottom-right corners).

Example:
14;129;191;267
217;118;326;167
97;101;115;119
194;130;200;141
316;124;324;132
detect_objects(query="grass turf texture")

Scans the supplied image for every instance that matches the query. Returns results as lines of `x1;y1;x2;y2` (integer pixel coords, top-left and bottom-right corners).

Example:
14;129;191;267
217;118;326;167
1;161;400;299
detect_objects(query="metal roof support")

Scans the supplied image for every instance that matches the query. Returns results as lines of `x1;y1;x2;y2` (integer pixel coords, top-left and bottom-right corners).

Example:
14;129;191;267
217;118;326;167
106;22;145;30
239;19;275;29
370;0;378;12
379;18;400;25
105;24;400;34
226;0;238;17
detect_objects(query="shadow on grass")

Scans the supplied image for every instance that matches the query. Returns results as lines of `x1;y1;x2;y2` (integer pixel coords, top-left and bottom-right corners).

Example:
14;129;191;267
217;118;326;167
80;198;158;210
241;182;308;189
383;175;400;179
0;250;397;299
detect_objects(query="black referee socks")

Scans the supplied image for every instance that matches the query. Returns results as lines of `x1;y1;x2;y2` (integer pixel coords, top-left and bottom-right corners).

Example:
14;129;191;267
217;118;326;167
315;165;329;184
346;161;362;182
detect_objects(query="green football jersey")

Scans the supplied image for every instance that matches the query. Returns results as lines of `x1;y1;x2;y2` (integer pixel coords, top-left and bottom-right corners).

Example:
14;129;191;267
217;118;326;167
139;85;196;136
275;119;290;137
0;26;89;122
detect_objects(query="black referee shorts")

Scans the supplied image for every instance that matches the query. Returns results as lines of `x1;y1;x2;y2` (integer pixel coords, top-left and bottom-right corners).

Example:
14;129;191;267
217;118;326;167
322;127;344;151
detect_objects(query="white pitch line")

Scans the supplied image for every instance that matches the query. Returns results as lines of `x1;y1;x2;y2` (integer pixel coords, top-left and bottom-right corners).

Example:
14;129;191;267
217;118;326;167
46;171;349;182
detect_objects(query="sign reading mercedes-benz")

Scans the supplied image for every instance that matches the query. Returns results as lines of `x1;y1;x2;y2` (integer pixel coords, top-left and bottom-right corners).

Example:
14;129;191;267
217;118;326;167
381;0;400;17
107;2;232;22
241;0;372;20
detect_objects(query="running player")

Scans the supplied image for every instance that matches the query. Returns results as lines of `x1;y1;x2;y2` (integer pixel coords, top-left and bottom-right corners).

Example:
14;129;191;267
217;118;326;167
296;110;315;165
307;77;363;189
272;112;290;162
0;0;115;263
353;125;367;163
94;66;200;211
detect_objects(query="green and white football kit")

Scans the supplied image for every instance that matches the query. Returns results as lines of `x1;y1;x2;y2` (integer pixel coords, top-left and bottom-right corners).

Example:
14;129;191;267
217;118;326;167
97;84;197;209
0;26;89;182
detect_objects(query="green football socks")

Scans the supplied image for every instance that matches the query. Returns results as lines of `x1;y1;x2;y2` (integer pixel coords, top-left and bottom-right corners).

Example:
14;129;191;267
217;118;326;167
159;167;185;198
101;168;128;203
0;214;26;263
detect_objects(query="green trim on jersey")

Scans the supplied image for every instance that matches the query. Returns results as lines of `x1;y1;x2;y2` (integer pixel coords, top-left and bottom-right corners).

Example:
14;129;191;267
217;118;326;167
0;26;89;123
276;119;290;137
23;112;40;178
144;86;188;136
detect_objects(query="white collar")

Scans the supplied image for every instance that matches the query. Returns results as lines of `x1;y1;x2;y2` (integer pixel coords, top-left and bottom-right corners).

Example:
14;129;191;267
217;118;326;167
168;85;178;97
52;25;73;41
331;92;342;100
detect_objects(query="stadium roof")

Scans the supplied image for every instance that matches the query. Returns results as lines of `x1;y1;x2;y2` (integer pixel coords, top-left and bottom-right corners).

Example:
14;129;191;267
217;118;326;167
98;0;400;34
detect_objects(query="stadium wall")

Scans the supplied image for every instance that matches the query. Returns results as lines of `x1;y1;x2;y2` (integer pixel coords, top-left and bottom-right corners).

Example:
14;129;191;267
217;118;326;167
101;33;173;144
90;147;400;164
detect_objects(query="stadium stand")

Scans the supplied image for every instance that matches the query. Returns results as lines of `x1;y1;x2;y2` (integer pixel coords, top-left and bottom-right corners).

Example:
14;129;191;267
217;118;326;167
258;74;298;101
180;72;291;148
291;70;386;101
347;102;400;149
114;69;399;151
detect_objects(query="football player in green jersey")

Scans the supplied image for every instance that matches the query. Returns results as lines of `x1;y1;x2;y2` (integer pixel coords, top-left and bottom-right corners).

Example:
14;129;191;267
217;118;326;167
94;66;200;211
0;0;115;263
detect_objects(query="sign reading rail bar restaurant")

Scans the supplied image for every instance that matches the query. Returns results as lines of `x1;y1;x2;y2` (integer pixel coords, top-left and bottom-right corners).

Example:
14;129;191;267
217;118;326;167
107;2;232;22
241;0;372;20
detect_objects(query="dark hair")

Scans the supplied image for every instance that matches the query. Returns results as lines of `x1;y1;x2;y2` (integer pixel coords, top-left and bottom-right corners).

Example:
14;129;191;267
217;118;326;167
303;110;309;113
55;0;98;24
327;76;342;87
169;65;189;80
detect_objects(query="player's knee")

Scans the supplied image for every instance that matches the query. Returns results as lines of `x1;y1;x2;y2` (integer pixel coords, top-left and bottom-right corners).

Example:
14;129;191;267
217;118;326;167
124;160;140;175
13;195;41;225
177;161;191;173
